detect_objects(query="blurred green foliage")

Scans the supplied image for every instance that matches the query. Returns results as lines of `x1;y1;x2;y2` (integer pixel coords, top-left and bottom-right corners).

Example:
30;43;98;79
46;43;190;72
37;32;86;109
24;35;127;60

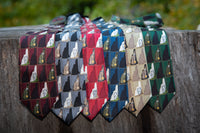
0;0;199;29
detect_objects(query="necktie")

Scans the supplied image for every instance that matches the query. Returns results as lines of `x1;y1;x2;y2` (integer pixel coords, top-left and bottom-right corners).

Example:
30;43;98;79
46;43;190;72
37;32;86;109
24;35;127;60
19;26;62;119
51;13;87;125
142;28;176;112
93;18;129;121
111;14;176;113
111;13;163;28
80;18;109;120
111;22;152;116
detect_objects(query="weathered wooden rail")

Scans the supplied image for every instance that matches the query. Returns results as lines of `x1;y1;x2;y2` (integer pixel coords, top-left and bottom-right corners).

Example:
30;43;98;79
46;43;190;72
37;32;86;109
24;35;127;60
0;25;200;133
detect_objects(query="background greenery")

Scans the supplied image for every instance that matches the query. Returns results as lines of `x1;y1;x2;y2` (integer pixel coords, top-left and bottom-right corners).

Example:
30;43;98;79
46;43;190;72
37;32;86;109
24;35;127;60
0;0;199;29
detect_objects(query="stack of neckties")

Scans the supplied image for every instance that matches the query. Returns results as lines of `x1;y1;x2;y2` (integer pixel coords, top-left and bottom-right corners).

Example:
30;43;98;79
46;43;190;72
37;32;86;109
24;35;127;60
19;13;175;123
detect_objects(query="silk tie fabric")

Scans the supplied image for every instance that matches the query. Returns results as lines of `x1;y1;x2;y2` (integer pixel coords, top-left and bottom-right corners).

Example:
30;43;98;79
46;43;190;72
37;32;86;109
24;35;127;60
142;28;176;112
110;21;152;116
80;18;109;120
93;18;129;121
111;14;176;113
52;13;87;125
19;27;61;119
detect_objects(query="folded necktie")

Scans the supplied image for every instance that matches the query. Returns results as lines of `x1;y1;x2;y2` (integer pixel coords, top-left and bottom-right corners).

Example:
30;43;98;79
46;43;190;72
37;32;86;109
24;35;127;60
142;28;176;112
80;18;109;120
93;18;129;121
19;27;62;119
51;13;87;125
111;13;163;28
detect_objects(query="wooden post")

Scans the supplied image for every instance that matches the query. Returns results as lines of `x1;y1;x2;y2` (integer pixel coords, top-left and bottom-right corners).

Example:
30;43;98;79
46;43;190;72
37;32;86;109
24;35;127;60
0;26;199;133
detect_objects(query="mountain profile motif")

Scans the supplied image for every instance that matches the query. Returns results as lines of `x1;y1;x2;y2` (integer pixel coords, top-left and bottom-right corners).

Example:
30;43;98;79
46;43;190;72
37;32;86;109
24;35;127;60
111;69;118;84
71;32;78;41
143;81;151;95
144;31;151;45
138;49;146;64
65;108;73;125
83;98;90;116
155;46;161;62
147;46;153;63
168;78;175;93
160;31;167;44
162;95;168;110
82;34;87;48
152;31;159;45
64;92;73;108
89;49;96;65
111;38;118;51
149;63;156;79
47;48;54;64
23;84;29;99
90;83;98;99
103;37;110;51
128;98;136;112
70;42;79;58
73;76;80;91
72;59;79;75
21;49;29;65
103;103;110;117
30;65;38;82
152;80;158;96
63;76;71;92
50;82;57;97
74;92;82;107
62;43;69;58
129;35;135;48
38;48;45;64
154;97;160;110
56;59;61;76
120;86;127;100
141;64;149;80
120;69;127;84
166;61;172;77
137;96;144;111
48;65;55;81
98;65;105;82
42;99;50;115
120;53;126;67
54;94;62;108
111;52;118;68
38;35;46;47
105;52;109;67
130;49;138;65
30;36;37;48
157;62;164;78
55;43;61;58
159;78;167;95
33;101;41;115
163;45;170;60
132;66;140;81
22;66;29;82
40;82;49;98
21;36;28;48
31;84;39;99
30;48;37;65
111;102;118;117
63;59;70;75
39;66;47;82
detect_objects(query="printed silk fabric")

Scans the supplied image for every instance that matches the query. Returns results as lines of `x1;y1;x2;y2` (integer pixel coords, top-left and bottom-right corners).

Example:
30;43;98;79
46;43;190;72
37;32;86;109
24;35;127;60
19;13;175;122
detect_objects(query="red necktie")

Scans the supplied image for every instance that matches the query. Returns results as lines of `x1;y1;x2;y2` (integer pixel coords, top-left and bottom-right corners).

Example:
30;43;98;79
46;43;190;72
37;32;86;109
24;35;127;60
80;19;109;120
